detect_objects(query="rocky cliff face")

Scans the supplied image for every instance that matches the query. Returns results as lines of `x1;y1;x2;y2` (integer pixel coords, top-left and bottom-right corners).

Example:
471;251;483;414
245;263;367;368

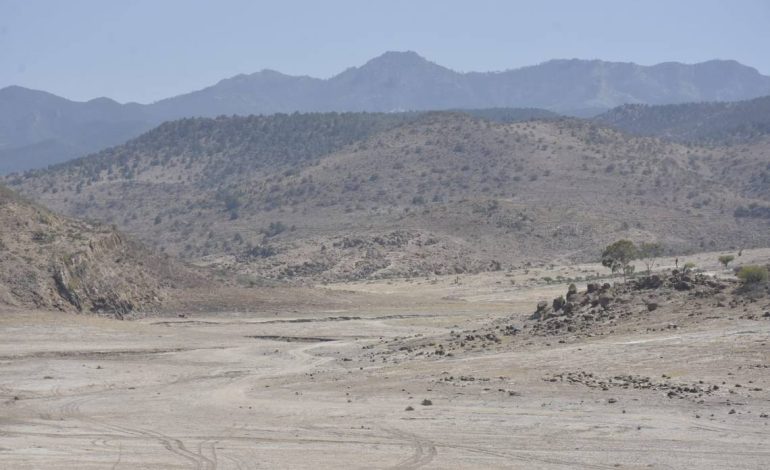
0;185;202;316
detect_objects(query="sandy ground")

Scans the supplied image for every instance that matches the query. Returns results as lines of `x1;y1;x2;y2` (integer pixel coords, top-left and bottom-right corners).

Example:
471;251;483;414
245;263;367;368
1;249;770;469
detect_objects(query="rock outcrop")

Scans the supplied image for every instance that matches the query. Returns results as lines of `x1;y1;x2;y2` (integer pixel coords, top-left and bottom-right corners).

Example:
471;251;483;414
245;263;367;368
0;185;203;316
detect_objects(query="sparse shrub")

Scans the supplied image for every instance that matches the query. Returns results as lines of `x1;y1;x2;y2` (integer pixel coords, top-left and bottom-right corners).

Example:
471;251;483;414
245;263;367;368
638;242;663;275
718;255;735;269
245;244;277;259
737;265;768;285
31;230;55;243
421;399;433;406
263;221;287;238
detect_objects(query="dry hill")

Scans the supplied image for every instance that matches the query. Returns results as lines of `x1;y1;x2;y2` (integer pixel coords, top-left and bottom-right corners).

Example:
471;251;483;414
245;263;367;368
8;113;770;282
0;184;204;315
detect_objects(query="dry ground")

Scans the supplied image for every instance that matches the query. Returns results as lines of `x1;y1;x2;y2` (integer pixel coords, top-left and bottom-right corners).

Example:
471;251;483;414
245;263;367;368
1;249;769;469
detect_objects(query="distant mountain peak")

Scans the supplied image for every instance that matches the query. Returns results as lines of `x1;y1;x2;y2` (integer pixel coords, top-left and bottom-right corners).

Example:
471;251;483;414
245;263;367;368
3;53;770;173
358;50;443;71
374;50;427;60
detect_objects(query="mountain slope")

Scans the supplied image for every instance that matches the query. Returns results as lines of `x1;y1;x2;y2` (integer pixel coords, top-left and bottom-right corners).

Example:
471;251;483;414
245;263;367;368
9;112;770;281
4;52;770;172
595;95;770;144
0;86;155;173
0;184;203;315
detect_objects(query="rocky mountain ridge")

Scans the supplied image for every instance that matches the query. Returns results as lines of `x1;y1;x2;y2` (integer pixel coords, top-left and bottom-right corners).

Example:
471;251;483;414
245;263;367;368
4;51;770;172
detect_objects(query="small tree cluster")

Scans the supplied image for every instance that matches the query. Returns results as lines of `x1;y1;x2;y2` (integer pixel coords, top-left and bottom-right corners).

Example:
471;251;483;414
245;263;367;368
601;240;638;283
601;239;666;282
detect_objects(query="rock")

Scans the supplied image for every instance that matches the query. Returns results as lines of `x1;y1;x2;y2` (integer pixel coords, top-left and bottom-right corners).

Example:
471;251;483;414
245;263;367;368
599;295;613;309
563;302;575;315
586;283;599;293
553;296;566;311
531;301;552;320
646;302;659;312
674;281;691;291
638;275;662;289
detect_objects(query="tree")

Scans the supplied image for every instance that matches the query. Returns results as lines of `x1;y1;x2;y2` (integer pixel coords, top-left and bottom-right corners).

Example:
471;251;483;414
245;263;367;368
718;255;735;269
601;240;638;283
638;242;663;275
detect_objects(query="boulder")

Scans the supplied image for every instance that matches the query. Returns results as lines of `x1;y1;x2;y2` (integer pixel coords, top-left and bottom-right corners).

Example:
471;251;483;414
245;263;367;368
674;281;691;291
638;275;662;289
599;294;613;310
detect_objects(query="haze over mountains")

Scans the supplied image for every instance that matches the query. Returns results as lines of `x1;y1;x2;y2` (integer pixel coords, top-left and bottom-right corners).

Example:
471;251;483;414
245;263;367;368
3;51;770;173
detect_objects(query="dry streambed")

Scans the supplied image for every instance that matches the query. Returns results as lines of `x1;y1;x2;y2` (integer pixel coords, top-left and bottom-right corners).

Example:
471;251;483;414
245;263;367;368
1;266;769;469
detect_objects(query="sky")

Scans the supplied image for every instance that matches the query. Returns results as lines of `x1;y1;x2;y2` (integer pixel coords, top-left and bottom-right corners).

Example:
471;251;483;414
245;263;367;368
1;0;769;104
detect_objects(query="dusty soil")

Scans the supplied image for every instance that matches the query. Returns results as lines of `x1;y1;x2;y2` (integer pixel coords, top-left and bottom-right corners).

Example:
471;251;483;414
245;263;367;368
1;249;769;469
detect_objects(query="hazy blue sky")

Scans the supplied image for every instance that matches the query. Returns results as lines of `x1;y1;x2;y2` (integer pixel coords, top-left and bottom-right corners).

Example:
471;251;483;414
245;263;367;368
2;0;768;103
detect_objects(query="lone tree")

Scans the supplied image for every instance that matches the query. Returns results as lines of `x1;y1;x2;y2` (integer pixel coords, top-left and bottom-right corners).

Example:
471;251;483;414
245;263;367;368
638;242;663;275
601;240;638;283
718;255;735;269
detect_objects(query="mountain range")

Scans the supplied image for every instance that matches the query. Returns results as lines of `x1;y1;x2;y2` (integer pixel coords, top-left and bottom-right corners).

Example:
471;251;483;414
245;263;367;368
9;111;769;282
3;51;770;173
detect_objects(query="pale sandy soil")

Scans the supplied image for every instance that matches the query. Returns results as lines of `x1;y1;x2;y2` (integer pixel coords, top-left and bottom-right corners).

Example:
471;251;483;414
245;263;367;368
1;249;769;469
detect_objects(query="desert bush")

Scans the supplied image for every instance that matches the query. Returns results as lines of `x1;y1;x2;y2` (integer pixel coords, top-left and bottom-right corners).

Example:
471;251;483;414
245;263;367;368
263;221;287;238
638;241;663;274
718;255;735;269
737;265;769;285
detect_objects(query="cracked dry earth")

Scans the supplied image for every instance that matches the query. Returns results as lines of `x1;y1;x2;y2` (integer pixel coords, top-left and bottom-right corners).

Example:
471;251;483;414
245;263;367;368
2;260;770;468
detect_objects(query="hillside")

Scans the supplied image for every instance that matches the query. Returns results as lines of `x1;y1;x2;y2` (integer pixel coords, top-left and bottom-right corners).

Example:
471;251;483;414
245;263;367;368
8;112;770;282
4;52;770;172
596;95;770;144
0;184;203;315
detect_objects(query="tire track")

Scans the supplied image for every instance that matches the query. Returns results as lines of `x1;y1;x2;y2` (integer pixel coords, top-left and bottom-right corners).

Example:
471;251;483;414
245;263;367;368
89;421;217;469
384;428;437;469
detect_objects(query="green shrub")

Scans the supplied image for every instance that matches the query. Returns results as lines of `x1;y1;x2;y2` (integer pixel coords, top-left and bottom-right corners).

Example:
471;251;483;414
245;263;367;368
737;265;769;285
718;255;735;268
